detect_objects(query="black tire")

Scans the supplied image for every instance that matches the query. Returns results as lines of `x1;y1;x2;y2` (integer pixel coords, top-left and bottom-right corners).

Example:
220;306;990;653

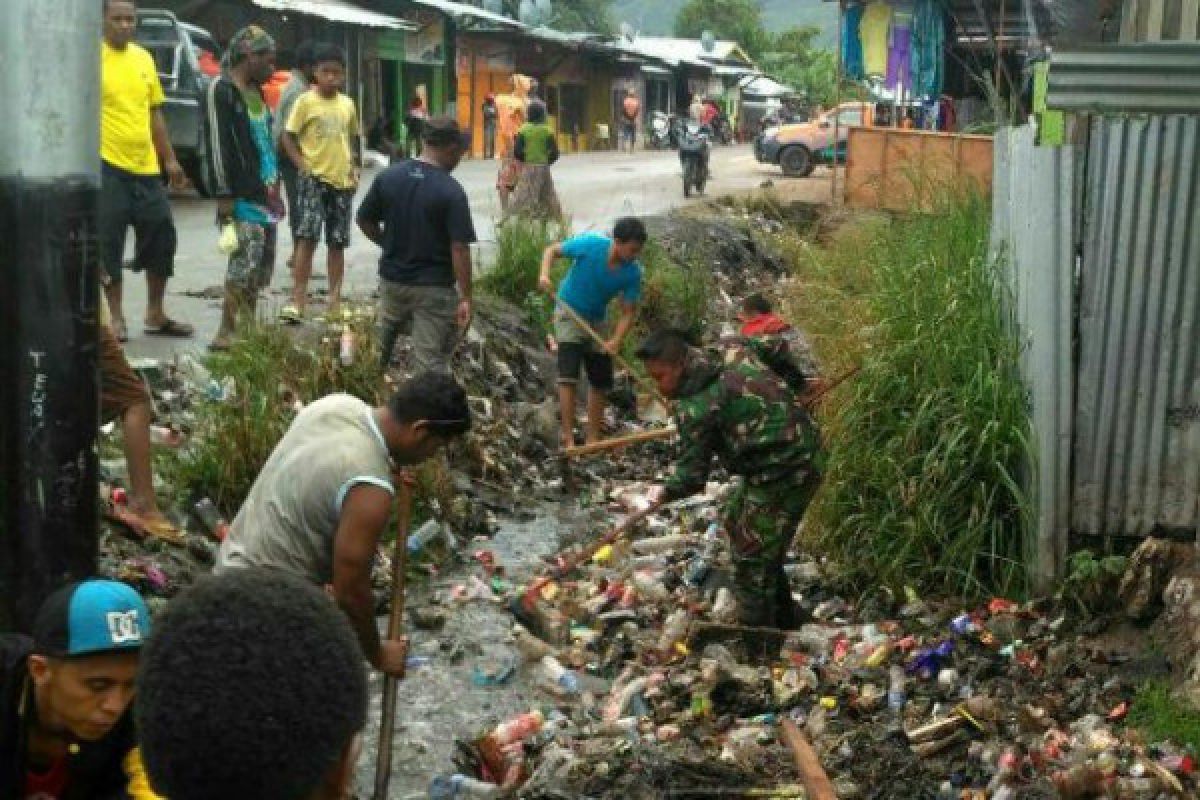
182;154;214;198
780;146;814;178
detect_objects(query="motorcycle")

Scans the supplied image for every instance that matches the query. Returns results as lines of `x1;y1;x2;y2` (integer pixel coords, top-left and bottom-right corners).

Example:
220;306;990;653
650;110;676;150
678;121;711;197
710;113;735;145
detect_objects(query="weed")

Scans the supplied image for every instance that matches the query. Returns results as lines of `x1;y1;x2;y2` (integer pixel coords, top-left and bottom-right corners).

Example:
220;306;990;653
162;311;384;513
1058;550;1128;617
1130;680;1200;753
792;192;1032;599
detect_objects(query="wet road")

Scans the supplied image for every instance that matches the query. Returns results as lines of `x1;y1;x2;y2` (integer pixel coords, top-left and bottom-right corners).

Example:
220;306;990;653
117;144;783;360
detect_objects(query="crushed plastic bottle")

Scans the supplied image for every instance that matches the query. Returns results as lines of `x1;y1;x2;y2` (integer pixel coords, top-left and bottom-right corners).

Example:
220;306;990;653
428;774;502;799
539;654;580;694
888;665;908;714
408;518;443;554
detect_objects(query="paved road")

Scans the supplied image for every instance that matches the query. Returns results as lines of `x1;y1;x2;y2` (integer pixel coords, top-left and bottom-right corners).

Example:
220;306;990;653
119;144;787;361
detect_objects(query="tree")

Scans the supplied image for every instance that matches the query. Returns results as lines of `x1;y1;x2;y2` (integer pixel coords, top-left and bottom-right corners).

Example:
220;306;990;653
673;0;768;59
547;0;616;34
759;26;839;108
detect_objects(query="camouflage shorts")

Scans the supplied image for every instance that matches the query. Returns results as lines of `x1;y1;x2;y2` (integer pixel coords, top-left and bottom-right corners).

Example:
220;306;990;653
722;471;821;628
226;221;277;291
295;174;353;248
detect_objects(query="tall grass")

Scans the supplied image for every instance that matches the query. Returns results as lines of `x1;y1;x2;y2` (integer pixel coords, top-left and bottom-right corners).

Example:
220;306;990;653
792;193;1032;599
164;312;384;513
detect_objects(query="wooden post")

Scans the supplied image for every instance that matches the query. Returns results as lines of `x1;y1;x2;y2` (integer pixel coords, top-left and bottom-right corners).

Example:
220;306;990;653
372;479;414;800
780;719;838;800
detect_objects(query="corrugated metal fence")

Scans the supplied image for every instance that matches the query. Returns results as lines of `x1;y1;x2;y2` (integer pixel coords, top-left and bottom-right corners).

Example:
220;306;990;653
993;115;1200;574
1072;115;1200;539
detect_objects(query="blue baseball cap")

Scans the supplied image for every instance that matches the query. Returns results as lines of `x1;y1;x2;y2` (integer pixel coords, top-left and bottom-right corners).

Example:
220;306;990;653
32;579;151;657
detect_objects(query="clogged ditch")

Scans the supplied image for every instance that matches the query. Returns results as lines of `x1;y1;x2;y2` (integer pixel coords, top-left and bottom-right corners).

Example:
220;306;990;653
97;201;1200;799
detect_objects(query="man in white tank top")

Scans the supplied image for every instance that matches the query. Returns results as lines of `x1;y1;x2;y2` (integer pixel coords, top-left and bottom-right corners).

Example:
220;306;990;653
216;372;470;676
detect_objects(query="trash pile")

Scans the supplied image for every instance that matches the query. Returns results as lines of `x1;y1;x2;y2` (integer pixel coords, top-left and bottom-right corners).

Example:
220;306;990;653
416;481;1198;799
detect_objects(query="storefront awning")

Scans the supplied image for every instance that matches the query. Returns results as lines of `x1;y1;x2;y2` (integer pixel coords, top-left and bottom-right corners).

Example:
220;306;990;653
250;0;415;30
641;65;672;76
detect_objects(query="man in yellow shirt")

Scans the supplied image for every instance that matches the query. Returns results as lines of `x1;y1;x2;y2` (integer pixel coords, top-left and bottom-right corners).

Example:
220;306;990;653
281;43;360;321
100;0;193;341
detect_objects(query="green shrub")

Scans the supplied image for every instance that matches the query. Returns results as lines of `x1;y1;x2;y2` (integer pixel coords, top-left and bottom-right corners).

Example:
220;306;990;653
797;192;1032;599
1130;680;1200;752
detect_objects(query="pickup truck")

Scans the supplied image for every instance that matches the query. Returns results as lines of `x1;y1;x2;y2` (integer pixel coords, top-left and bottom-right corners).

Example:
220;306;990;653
135;9;220;195
754;102;873;178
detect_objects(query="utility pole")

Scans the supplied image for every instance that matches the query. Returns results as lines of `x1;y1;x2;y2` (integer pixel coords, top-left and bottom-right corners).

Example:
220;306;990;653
0;1;102;629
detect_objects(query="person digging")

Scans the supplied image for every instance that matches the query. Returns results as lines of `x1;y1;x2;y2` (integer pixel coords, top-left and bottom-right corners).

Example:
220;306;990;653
539;217;647;450
214;374;471;677
638;329;824;630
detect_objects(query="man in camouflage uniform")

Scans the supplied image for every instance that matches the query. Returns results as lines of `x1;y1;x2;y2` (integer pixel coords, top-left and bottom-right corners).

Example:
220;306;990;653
640;329;823;628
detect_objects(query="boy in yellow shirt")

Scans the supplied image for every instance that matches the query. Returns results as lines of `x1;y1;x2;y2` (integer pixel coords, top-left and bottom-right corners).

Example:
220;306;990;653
281;43;360;321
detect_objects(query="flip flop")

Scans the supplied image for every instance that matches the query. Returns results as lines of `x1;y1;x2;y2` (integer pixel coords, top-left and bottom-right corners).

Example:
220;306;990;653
279;305;303;324
144;318;195;338
112;318;129;343
208;338;232;353
104;504;185;545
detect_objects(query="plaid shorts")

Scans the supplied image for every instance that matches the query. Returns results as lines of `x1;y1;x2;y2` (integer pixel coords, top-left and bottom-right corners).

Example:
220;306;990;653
294;174;353;248
226;221;277;291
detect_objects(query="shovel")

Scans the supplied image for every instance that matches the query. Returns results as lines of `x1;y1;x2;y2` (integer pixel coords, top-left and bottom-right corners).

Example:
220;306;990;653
372;475;414;800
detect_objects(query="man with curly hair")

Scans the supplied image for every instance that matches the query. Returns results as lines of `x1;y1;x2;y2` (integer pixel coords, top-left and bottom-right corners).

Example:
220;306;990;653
136;569;367;800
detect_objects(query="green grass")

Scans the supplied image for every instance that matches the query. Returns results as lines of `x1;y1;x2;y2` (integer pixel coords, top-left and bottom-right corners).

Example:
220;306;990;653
162;312;384;514
789;192;1033;599
1130;680;1200;753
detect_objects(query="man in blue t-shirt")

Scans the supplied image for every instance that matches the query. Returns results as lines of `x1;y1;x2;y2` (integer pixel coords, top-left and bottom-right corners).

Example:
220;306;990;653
538;217;647;449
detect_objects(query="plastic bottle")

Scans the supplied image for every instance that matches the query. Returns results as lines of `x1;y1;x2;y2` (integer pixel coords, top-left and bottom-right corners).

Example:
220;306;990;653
485;710;545;747
539;655;580;694
192;498;230;542
407;518;443;554
887;665;908;714
428;774;502;799
339;325;355;366
657;609;690;653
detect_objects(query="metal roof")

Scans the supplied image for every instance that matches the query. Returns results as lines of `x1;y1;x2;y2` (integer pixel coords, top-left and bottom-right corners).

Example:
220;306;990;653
621;35;753;68
407;0;523;28
250;0;415;29
1047;43;1200;113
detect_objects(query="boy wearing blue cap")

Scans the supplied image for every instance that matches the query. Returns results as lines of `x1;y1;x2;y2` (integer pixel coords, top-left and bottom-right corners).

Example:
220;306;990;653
0;579;159;799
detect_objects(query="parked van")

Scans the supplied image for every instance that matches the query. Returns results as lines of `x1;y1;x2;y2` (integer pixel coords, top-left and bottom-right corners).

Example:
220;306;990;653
135;9;220;195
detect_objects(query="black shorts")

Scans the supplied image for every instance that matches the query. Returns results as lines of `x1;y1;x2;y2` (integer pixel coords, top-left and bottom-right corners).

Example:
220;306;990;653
557;341;614;390
99;162;177;283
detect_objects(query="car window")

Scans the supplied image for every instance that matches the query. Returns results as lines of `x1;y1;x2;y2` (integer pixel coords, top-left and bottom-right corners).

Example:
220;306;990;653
838;109;864;127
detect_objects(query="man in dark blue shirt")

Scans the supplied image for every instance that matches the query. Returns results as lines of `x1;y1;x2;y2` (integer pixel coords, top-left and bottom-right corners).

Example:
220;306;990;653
357;116;476;373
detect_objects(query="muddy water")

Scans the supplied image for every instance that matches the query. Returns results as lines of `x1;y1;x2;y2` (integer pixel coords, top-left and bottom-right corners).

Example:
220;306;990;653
353;506;581;798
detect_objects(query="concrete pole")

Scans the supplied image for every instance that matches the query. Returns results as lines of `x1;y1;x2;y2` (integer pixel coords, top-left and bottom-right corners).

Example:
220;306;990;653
0;0;102;629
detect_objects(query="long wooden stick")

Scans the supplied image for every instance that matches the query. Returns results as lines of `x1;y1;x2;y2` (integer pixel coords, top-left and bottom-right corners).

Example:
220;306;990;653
554;295;669;408
564;426;676;459
781;719;837;800
372;478;414;800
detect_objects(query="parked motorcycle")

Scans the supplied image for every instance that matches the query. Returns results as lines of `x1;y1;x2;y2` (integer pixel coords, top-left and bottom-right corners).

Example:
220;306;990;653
710;113;735;145
650;110;676;150
678;122;711;197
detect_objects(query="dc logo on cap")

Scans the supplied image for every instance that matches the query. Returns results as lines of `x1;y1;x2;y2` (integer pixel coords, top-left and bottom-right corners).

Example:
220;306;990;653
106;611;144;645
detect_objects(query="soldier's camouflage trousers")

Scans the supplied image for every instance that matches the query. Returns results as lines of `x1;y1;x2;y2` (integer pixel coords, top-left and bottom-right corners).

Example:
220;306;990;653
721;470;821;630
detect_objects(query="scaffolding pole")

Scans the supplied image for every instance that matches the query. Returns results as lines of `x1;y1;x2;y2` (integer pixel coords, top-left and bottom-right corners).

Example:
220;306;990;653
0;0;102;629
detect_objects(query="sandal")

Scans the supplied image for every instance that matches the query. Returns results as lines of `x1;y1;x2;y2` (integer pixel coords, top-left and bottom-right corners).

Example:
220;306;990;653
208;337;232;353
104;504;185;545
144;317;195;338
112;317;129;343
